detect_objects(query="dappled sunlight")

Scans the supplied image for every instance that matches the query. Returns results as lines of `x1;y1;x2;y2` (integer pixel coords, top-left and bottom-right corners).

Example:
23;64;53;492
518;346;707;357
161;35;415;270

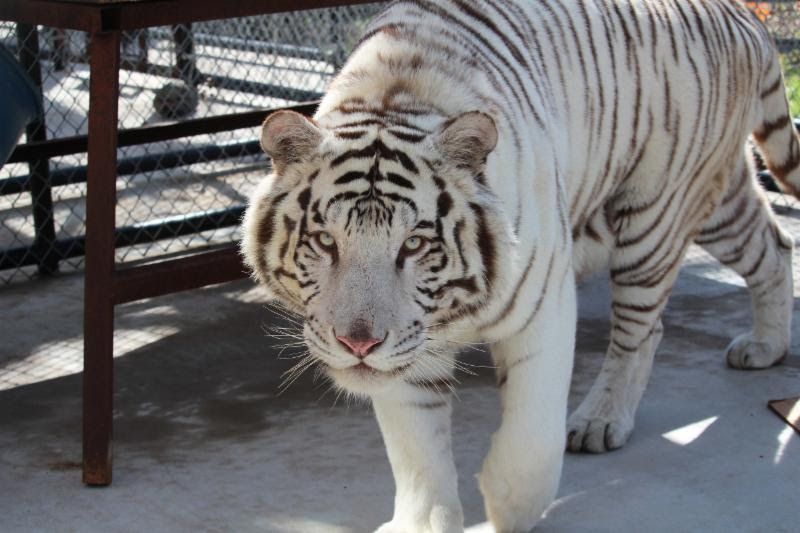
0;335;83;390
0;322;179;391
221;284;271;304
253;515;353;533
681;246;747;287
661;416;718;446
774;424;796;465
115;324;181;357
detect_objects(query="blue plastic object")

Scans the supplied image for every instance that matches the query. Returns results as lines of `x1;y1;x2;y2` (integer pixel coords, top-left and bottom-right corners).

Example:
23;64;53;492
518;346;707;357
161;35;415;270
0;45;42;166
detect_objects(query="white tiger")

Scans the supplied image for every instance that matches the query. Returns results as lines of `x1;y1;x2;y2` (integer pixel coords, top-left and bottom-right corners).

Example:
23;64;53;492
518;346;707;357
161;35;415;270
242;1;799;531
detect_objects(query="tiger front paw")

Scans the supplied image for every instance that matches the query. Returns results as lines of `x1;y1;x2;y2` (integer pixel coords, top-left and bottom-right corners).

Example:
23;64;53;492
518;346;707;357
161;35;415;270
478;444;560;532
374;504;463;533
374;521;407;533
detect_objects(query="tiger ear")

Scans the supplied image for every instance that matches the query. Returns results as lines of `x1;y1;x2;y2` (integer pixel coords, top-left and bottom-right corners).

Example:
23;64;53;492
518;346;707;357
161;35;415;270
261;110;322;174
436;111;498;170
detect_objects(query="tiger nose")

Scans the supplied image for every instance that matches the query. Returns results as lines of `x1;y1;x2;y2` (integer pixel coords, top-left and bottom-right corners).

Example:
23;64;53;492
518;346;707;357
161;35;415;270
335;335;384;357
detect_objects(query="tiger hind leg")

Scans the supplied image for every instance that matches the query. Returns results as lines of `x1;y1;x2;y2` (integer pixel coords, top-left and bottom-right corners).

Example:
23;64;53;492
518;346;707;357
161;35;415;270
695;158;794;369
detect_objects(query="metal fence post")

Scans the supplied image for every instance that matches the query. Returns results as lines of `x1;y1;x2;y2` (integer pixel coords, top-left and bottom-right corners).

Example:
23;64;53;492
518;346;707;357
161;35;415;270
172;23;200;86
82;29;120;487
15;23;59;275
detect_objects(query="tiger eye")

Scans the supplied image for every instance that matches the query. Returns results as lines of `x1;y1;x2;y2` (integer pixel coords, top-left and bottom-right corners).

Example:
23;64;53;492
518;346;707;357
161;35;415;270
317;231;335;248
403;236;423;252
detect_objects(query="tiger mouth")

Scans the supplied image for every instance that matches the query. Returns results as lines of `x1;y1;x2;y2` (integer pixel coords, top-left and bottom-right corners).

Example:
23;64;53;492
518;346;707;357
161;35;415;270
352;362;377;374
343;361;414;377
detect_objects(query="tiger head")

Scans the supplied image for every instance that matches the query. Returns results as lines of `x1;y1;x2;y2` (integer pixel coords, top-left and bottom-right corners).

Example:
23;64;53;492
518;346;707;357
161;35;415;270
241;109;510;395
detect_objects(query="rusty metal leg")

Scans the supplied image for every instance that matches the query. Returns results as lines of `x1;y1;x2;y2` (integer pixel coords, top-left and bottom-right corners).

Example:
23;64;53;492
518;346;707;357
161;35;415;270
83;30;120;487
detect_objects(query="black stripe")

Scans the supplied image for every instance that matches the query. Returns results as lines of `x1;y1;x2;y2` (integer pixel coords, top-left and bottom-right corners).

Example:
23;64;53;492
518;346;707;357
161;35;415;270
334;130;367;140
469;202;496;288
334;171;365;185
325;191;361;213
278;215;296;260
256;192;289;273
297;187;311;211
386;172;415;189
761;76;783;99
330;139;419;174
386;129;427;143
437;192;453;218
453;220;468;272
380;191;418;214
436;276;478;296
754;115;791;143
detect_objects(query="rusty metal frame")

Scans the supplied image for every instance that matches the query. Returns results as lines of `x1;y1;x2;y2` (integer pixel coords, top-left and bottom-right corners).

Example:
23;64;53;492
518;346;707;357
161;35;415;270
0;0;382;486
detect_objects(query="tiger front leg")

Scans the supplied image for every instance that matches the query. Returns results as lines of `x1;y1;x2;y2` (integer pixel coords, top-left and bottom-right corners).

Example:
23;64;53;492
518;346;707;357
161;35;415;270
371;381;463;533
479;273;577;532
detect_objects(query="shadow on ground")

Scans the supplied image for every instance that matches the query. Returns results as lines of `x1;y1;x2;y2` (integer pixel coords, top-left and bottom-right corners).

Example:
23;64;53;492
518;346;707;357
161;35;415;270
1;238;799;532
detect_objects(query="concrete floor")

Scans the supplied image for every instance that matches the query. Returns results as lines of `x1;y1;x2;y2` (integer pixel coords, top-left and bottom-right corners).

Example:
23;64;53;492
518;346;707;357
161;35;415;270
2;213;800;532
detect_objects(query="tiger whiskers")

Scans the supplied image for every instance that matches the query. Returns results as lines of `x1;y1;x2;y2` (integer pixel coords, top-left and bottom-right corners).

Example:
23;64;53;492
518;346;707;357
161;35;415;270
313;368;352;409
323;377;370;410
263;301;305;328
432;337;488;351
262;324;306;360
422;342;493;377
409;354;460;400
423;322;487;350
277;352;318;395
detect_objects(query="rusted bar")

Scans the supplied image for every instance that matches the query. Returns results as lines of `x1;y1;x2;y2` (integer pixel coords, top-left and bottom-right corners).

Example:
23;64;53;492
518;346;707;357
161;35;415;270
0;0;383;33
113;246;247;305
6;102;319;164
0;205;247;270
110;0;381;31
2;139;263;196
82;29;121;487
0;1;105;32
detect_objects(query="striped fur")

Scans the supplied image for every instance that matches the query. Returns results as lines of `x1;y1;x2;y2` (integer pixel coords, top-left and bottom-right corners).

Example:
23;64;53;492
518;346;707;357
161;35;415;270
242;1;799;531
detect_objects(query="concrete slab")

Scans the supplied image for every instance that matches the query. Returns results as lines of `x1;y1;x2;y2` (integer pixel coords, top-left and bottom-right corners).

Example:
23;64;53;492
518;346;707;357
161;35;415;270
1;210;799;533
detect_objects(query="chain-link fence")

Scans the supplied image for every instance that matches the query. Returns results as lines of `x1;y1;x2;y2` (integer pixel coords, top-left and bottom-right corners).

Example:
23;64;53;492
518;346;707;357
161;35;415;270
1;1;799;285
0;4;383;284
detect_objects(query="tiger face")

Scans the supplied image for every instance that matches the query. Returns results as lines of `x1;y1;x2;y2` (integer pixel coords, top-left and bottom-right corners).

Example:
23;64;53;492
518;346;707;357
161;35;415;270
242;109;507;395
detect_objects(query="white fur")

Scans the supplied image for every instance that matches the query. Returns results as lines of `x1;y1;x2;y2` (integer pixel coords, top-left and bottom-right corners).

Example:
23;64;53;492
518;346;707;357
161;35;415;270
242;1;799;531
